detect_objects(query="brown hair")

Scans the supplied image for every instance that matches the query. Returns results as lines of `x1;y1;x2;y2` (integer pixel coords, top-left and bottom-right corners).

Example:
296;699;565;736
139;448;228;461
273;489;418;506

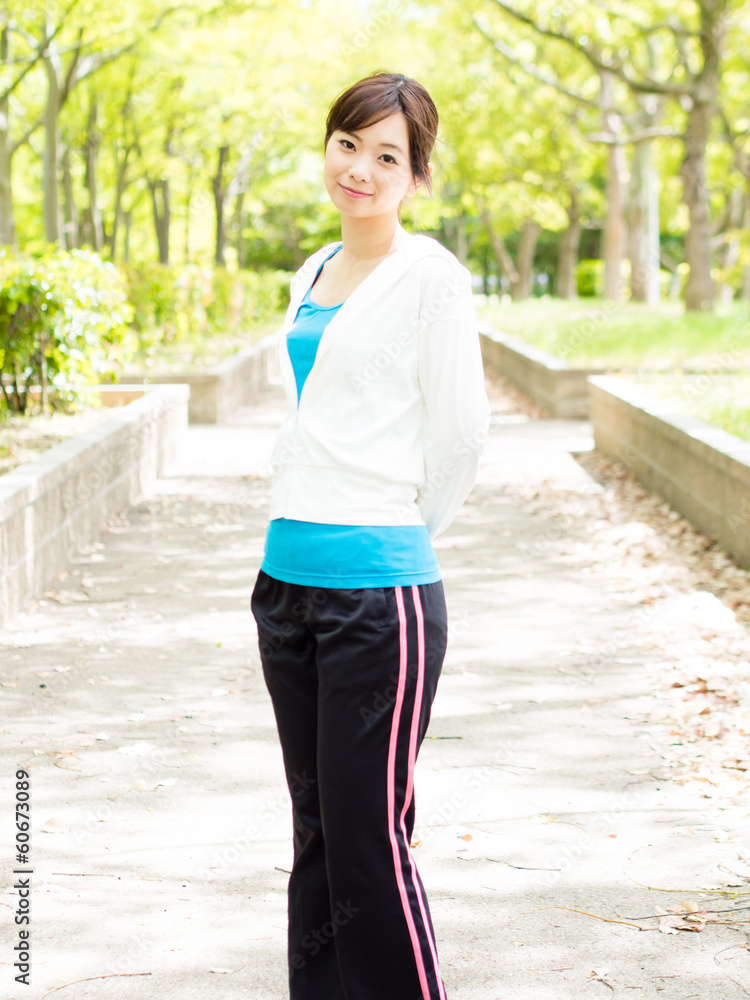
324;71;439;197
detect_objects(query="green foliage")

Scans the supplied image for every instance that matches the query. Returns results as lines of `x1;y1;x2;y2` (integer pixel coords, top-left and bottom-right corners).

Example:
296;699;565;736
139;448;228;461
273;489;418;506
0;248;136;414
0;245;290;416
122;262;291;355
209;266;290;333
576;259;605;298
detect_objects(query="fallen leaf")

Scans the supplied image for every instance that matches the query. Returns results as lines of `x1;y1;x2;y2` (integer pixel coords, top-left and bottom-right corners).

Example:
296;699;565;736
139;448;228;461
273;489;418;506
658;916;681;934
41;817;70;833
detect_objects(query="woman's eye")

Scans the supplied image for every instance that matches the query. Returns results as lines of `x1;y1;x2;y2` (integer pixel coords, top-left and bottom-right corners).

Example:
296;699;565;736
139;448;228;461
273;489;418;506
337;138;396;164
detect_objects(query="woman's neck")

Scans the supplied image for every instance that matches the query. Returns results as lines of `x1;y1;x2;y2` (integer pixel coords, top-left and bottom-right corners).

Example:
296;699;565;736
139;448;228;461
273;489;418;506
338;214;411;265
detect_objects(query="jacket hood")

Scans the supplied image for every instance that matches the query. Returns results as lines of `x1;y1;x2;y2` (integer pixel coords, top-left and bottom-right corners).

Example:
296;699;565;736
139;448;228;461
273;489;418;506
286;233;465;342
276;234;469;420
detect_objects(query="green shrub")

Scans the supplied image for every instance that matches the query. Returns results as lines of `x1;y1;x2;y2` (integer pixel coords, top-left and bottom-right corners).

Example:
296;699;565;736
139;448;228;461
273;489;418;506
0;247;136;414
123;262;290;354
0;251;291;413
577;258;605;297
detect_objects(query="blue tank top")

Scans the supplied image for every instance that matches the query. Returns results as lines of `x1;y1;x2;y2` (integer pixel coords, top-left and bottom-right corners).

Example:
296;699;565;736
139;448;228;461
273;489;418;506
260;247;441;589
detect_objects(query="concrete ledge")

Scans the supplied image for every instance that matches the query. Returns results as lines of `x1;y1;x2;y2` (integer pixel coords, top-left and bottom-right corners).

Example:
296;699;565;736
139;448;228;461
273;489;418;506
0;383;189;627
588;374;750;569
479;326;611;418
116;329;281;423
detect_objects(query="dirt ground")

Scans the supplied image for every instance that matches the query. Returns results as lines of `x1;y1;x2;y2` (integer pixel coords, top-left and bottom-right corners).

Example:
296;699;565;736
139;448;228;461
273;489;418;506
1;371;750;1000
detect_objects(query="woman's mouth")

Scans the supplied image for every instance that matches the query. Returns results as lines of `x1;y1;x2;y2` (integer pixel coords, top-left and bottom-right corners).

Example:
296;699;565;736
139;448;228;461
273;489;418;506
340;184;372;199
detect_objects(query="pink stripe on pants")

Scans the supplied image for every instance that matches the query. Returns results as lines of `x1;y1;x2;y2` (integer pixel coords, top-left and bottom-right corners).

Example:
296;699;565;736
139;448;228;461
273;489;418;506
386;585;446;1000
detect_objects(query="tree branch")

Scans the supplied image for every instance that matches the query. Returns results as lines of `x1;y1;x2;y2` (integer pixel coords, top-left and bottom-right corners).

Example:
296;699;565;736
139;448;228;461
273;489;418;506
472;16;599;109
591;1;693;40
718;106;750;178
0;4;78;105
11;115;44;156
487;0;695;96
480;203;519;283
58;29;84;108
586;124;681;144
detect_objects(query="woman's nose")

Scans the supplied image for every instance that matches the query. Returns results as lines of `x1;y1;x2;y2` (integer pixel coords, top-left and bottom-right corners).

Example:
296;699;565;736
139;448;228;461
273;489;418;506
348;155;371;182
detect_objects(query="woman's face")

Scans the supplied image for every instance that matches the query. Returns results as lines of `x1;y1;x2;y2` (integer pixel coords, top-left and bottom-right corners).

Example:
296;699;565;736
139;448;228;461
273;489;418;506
324;111;425;220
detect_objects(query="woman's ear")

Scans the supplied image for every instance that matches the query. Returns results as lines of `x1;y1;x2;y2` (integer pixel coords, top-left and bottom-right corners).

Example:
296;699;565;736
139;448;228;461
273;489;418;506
410;162;433;197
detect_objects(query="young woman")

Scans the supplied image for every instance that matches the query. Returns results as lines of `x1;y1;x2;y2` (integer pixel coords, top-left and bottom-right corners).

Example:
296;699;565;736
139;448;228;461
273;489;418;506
251;71;490;1000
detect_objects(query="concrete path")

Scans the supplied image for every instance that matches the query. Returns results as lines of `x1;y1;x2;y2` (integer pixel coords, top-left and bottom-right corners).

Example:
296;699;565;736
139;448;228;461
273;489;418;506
2;373;750;1000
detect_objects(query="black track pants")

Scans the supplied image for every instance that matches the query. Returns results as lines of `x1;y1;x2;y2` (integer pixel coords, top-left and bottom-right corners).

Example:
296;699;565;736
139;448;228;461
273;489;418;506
250;568;450;1000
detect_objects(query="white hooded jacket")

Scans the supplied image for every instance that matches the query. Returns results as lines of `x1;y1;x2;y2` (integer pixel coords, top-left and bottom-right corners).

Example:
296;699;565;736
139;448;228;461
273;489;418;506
266;232;491;541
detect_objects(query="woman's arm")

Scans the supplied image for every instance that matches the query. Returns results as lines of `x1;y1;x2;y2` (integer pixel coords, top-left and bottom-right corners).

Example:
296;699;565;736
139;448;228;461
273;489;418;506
415;257;491;540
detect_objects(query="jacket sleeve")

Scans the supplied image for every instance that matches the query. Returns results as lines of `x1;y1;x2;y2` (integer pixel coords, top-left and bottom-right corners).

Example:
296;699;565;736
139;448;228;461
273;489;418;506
415;258;491;541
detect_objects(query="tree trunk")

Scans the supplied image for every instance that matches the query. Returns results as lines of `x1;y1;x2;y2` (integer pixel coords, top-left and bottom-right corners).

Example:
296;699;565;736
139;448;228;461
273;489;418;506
557;190;580;299
512;219;541;300
646;141;661;305
681;100;715;310
292;228;306;269
108;145;130;262
148;179;170;264
480;244;493;296
628;140;650;302
481;204;519;288
61;145;79;248
681;2;724;311
213;144;229;266
123;210;132;263
184;167;193;265
231;188;245;266
0;25;16;246
43;48;62;245
632;58;662;305
455;211;469;266
716;186;743;306
39;330;49;414
600;71;627;301
81;93;103;251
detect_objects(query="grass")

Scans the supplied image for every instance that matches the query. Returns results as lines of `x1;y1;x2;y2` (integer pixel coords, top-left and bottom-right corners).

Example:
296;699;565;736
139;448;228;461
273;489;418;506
619;373;750;443
474;294;750;370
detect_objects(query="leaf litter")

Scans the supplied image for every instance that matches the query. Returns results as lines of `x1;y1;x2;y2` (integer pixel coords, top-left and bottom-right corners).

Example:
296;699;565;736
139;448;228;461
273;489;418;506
489;372;750;807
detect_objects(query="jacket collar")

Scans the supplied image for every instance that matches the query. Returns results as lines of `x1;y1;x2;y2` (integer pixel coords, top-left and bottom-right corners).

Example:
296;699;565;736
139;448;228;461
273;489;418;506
277;233;456;411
